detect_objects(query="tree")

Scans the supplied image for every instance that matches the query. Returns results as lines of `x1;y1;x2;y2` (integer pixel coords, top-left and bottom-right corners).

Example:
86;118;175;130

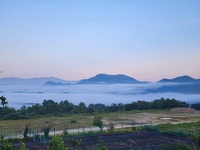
92;116;104;131
42;100;58;114
23;125;29;139
0;96;8;118
0;96;8;107
59;100;74;114
77;102;87;113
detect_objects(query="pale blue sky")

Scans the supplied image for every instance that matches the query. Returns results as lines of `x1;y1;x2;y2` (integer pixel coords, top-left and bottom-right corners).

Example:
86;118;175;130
1;0;200;81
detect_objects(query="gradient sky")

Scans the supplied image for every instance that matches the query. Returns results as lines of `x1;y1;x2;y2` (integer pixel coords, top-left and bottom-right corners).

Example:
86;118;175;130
1;0;200;82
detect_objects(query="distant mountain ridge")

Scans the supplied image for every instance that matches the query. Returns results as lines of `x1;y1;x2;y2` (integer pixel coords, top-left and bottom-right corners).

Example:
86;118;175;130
146;83;200;94
0;74;200;94
43;81;70;86
159;75;200;83
0;74;199;85
0;77;69;85
78;73;146;84
146;75;200;94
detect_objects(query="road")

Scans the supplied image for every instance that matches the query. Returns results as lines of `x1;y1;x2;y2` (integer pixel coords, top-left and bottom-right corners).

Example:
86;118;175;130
4;123;140;139
48;124;137;136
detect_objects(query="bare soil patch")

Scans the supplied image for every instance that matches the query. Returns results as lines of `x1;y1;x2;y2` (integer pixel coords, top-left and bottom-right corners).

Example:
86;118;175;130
65;131;193;150
170;107;198;113
104;109;200;126
12;131;194;150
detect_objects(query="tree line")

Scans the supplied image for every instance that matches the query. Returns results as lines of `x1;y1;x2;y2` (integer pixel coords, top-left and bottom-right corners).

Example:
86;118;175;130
1;96;199;120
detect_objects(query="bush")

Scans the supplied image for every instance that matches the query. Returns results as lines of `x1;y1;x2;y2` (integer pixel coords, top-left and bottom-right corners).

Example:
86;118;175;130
93;140;108;150
0;139;14;150
70;120;77;123
48;136;68;150
3;113;28;120
62;128;68;138
92;116;104;131
18;141;28;150
141;125;159;132
167;129;188;137
162;143;191;150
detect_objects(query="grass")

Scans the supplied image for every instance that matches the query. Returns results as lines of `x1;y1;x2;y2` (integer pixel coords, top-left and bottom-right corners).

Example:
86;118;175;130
157;121;200;133
1;111;200;150
0;114;95;137
0;109;199;138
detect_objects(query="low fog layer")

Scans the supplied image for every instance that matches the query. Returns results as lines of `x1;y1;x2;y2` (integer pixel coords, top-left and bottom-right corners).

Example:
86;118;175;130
0;83;199;109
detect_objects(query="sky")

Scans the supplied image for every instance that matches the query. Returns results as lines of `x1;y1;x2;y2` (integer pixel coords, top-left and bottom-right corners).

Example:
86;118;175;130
0;0;200;82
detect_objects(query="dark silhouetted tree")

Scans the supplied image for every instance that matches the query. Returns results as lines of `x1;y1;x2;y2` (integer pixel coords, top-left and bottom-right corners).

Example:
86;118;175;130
0;96;8;107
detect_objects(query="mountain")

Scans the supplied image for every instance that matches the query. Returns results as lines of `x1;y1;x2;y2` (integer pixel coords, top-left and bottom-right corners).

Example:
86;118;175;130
159;75;200;83
0;77;69;85
78;74;146;84
146;83;200;94
145;75;200;94
43;81;70;86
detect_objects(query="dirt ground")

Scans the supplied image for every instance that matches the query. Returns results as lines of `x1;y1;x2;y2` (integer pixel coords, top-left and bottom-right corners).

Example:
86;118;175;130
103;109;200;126
10;109;200;149
12;131;194;150
66;131;194;150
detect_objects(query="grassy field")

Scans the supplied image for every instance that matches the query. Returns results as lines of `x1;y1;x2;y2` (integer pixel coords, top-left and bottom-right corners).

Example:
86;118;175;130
0;109;200;137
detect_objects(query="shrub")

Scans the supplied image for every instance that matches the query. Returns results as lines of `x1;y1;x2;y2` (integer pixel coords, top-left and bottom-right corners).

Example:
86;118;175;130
23;125;29;139
167;129;188;137
48;136;68;150
93;140;108;150
106;123;115;133
92;116;104;131
62;128;68;138
0;139;14;150
162;143;191;150
70;120;77;123
141;125;159;132
18;141;28;150
67;139;82;149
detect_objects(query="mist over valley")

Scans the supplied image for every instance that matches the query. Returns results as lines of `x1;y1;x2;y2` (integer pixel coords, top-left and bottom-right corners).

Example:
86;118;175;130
0;74;200;109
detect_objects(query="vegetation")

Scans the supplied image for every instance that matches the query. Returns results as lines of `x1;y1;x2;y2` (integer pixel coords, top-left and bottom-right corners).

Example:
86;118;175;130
0;139;28;150
0;97;190;120
92;116;104;131
0;139;13;150
0;96;8;107
93;141;108;150
140;121;200;150
48;136;68;150
0;120;200;149
191;103;200;110
0;96;200;149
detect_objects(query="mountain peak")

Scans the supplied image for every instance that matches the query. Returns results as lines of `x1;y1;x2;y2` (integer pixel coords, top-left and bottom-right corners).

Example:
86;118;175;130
159;75;196;83
78;73;144;84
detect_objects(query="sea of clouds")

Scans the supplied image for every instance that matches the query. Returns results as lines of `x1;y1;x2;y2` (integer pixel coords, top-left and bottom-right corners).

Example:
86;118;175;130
1;83;200;109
